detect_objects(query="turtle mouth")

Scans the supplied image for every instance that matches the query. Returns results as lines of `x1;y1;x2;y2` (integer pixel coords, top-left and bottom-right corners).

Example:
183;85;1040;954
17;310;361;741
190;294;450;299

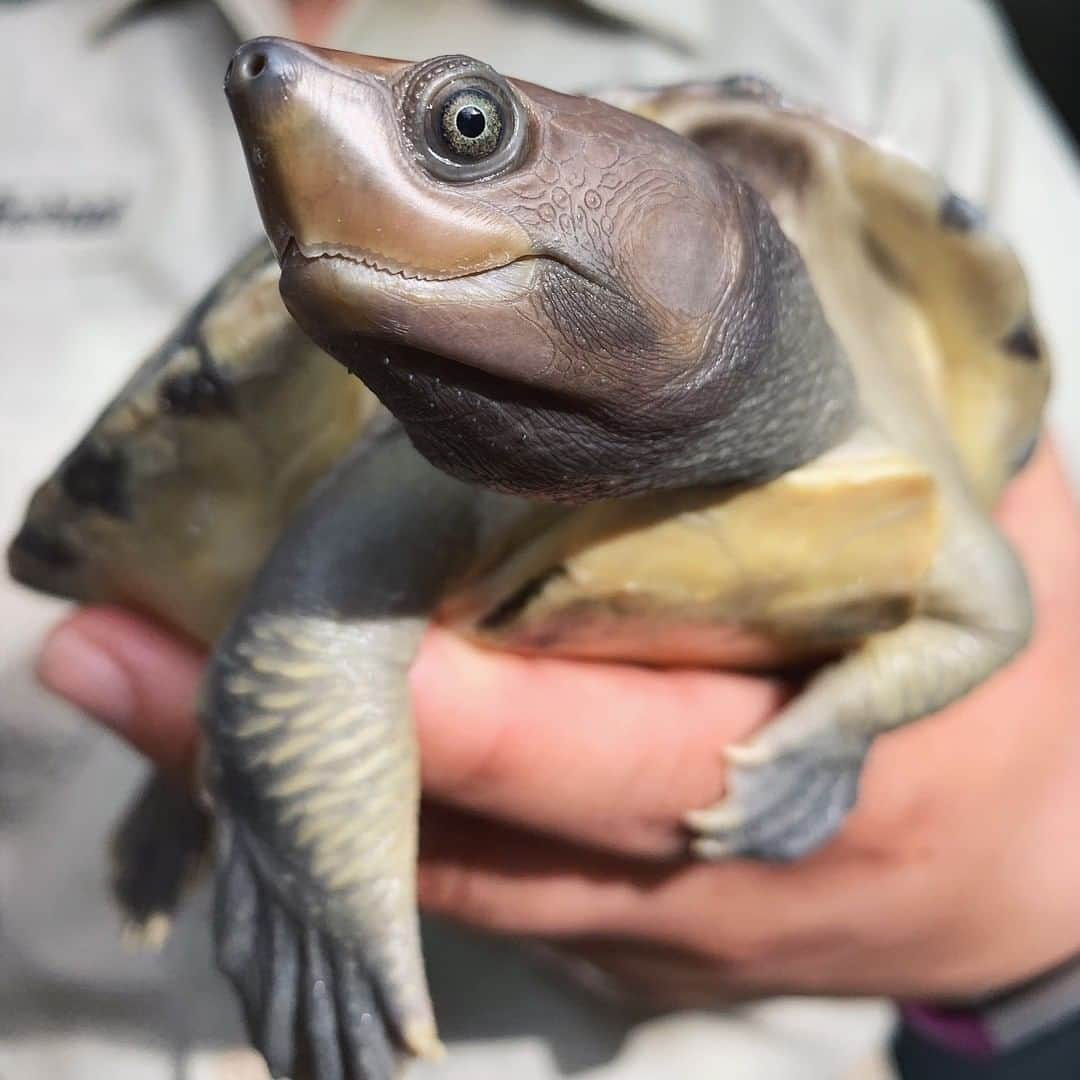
289;237;519;282
278;239;585;418
277;234;618;429
284;235;604;289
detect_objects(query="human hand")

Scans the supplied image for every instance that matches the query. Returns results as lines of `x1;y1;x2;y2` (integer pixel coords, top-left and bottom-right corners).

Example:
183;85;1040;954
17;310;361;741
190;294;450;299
37;440;1080;1007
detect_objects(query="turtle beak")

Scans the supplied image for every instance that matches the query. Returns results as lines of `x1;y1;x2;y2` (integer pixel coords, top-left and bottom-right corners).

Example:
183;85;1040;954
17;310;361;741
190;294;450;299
224;38;409;260
224;38;299;259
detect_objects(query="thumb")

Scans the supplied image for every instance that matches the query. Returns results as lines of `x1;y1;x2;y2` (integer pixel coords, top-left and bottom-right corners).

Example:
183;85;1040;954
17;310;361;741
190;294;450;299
37;606;205;781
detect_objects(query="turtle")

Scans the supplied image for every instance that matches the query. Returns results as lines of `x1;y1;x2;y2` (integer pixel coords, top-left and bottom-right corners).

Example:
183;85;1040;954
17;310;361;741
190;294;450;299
8;36;1050;1080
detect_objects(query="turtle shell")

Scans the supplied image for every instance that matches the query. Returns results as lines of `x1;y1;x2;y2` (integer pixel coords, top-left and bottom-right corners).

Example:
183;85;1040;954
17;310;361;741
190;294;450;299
603;79;1050;506
9;241;377;643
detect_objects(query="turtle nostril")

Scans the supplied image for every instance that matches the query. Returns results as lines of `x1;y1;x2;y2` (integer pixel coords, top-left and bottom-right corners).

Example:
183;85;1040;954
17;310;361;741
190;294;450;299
225;39;298;109
241;50;267;80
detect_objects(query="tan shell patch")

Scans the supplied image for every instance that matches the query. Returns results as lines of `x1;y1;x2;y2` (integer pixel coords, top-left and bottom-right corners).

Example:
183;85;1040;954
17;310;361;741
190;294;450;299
462;445;940;668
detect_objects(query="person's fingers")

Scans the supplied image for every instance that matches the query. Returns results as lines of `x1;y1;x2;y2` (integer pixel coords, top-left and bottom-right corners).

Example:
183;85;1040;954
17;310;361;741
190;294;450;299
417;795;1010;1000
416;801;847;976
411;634;785;858
416;537;1080;998
411;438;1075;862
415;788;1039;999
546;937;747;1009
36;606;204;781
33;598;780;860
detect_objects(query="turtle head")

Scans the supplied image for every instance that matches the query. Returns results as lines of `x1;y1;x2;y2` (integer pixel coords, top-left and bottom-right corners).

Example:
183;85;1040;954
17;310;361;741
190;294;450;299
226;39;839;501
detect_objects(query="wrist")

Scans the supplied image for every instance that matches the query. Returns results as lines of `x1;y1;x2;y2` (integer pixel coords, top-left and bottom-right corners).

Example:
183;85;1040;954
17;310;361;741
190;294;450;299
899;952;1080;1060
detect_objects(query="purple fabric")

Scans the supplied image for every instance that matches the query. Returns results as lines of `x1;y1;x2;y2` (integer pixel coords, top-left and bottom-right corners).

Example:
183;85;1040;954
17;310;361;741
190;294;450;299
900;1003;996;1060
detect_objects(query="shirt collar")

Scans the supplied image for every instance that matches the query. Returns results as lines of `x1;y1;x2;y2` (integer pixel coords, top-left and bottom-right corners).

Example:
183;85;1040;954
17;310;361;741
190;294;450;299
92;0;292;41
582;0;707;53
92;0;702;54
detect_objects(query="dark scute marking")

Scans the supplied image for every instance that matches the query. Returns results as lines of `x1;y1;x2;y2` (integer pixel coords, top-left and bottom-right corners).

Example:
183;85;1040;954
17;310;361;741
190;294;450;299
939;190;986;232
139;238;273;384
715;74;783;105
861;228;913;292
697;122;811;200
1002;317;1041;362
1011;432;1040;476
480;566;567;630
9;522;79;569
161;361;235;415
61;442;130;517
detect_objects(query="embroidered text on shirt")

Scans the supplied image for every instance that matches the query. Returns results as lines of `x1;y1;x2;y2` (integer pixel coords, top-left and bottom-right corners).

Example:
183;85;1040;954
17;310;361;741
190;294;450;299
0;190;129;232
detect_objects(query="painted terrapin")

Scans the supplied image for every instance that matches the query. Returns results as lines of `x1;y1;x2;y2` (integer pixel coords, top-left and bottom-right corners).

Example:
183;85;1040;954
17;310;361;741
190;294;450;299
9;38;1050;1080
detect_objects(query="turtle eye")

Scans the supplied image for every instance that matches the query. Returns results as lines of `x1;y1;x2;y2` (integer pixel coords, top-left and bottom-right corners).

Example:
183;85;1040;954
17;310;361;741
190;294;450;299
438;89;503;160
408;57;527;182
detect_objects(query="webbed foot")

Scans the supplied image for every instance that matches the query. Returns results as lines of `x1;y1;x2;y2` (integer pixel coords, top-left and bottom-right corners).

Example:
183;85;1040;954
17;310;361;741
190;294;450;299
215;815;405;1080
685;736;869;862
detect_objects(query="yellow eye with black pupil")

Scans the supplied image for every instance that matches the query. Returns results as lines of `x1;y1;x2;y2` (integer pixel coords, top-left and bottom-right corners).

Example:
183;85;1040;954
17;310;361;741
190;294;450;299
439;90;502;159
411;59;526;181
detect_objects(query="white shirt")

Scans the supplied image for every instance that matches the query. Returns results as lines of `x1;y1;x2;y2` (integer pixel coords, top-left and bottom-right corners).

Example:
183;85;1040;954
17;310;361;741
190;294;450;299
1;2;1076;1077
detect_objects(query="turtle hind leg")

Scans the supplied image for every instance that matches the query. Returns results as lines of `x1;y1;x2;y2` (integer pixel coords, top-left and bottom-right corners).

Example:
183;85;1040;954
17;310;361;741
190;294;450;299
686;615;957;862
110;770;211;947
214;813;398;1080
688;522;1033;862
687;732;871;862
687;609;1029;861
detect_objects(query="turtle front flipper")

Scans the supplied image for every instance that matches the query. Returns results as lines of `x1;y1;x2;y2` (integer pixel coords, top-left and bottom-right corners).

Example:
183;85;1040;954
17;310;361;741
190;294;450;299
203;422;494;1079
687;506;1033;861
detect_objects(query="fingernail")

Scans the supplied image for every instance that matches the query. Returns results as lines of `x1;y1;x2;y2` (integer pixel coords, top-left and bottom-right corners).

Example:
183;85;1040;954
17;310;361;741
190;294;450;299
37;625;136;732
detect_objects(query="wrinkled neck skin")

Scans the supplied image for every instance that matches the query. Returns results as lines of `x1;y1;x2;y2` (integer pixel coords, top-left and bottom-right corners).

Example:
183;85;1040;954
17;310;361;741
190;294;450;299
293;188;855;502
228;40;857;504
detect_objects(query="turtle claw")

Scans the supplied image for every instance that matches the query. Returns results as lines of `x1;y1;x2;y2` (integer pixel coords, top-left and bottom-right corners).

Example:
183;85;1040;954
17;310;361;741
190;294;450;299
214;816;398;1080
686;738;869;862
722;741;772;767
683;801;743;834
110;771;211;943
689;834;737;860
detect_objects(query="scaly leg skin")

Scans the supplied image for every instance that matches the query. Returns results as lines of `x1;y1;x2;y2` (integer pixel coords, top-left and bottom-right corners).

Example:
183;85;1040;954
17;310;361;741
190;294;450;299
202;424;507;1080
688;517;1034;862
110;770;211;947
209;612;432;1079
